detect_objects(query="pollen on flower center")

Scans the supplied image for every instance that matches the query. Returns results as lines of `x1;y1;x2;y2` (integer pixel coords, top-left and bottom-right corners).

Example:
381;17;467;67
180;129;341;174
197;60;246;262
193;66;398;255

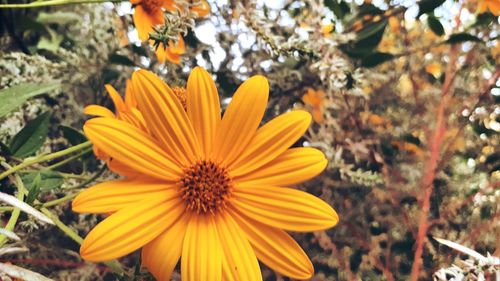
172;87;187;111
179;160;232;214
140;0;161;14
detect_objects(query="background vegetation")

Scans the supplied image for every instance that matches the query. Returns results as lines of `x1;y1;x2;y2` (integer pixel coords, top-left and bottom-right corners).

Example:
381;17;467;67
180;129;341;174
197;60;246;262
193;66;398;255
0;0;498;280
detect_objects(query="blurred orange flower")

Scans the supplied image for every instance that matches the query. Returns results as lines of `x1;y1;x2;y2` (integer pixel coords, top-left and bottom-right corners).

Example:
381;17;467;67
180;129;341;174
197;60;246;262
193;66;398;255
425;63;442;78
477;0;500;15
153;35;186;64
131;0;175;41
302;88;325;124
321;23;334;37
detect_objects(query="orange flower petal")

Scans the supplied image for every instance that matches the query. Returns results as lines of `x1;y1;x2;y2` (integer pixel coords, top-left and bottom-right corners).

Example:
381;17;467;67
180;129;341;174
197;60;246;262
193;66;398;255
124;79;137;108
72;178;174;214
186;67;221;158
80;194;183;261
104;84;126;112
154;42;182;64
83;105;115;118
191;0;210;17
83;117;182;181
107;158;143;178
133;5;164;41
216;212;262;281
181;215;222;281
162;0;176;11
229;209;314;280
142;214;189;281
131;70;200;165
213;75;269;165
229;110;311;177
232;185;338;232
234;147;327;186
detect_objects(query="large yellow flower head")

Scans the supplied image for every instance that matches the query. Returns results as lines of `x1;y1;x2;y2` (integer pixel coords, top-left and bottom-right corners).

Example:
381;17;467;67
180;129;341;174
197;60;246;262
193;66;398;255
73;67;339;281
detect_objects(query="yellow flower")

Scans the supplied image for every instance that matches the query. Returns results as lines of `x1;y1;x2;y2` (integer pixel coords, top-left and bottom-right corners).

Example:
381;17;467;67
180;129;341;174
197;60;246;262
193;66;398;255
83;81;148;176
321;23;334;36
73;67;339;280
477;0;500;15
302;88;325;123
388;16;400;33
190;0;210;17
153;35;186;64
425;62;442;78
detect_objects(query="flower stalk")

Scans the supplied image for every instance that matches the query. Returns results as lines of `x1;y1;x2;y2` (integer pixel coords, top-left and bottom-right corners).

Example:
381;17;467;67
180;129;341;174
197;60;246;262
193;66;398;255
0;0;126;8
0;141;92;181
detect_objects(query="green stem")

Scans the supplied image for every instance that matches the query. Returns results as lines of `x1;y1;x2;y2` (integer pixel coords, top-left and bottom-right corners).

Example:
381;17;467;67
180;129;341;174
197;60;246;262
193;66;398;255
0;141;92;181
44;147;92;171
39;207;126;275
40;193;78;208
40;207;83;243
0;164;24;247
0;0;126;8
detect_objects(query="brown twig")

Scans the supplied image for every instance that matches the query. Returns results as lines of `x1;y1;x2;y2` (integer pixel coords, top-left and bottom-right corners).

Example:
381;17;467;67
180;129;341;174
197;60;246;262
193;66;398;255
409;42;459;280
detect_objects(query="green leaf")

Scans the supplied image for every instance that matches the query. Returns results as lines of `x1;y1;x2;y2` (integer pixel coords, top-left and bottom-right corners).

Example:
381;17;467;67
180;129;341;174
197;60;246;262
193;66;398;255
9;111;51;158
361;52;395;67
473;13;496;27
60;125;87;146
36;11;80;25
0;83;60;118
417;0;446;17
444;33;482;44
26;173;42;204
21;170;64;193
36;28;64;52
109;54;136;66
324;0;349;20
0;141;11;156
427;15;444;36
355;19;388;42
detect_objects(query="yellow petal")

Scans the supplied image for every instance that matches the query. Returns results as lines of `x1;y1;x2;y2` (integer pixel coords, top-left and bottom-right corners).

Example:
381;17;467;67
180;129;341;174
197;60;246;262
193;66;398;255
72;178;174;214
107;158;143;178
132;69;200;166
213;75;269;165
124;79;137;108
186;67;221;158
142;214;189;281
83;117;182;181
216;212;262;281
229;209;314;280
104;84;126;112
83;105;115;118
191;0;210;17
234;147;327;186
232;185;338;231
80;195;183;261
230;110;311;177
181;215;222;281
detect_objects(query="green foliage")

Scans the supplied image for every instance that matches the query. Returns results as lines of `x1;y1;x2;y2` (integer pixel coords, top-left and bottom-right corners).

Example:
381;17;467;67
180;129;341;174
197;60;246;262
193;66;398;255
427;15;445;36
0;83;59;118
60;125;87;146
445;33;482;44
21;170;64;193
9;111;51;158
417;0;446;17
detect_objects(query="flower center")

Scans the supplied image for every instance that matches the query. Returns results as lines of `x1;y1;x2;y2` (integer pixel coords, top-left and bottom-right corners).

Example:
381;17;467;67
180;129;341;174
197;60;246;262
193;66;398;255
172;87;187;111
140;0;161;14
179;160;232;214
